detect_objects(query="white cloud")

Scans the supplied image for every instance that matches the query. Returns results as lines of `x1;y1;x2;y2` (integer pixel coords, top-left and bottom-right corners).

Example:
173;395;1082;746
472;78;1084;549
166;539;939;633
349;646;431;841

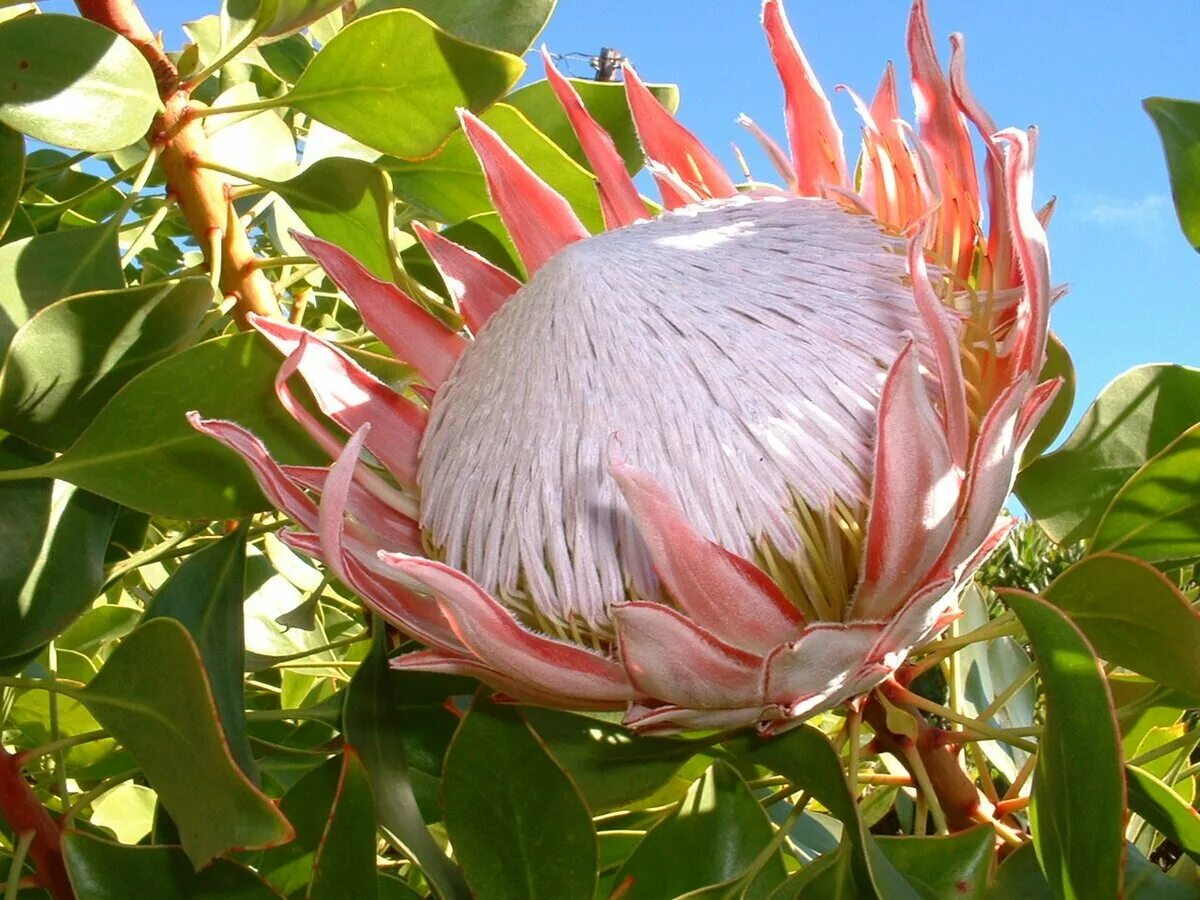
1080;193;1171;235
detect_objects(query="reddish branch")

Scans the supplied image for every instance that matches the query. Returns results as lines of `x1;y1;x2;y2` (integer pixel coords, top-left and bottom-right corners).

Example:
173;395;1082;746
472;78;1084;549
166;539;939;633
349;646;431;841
75;0;279;326
0;747;72;900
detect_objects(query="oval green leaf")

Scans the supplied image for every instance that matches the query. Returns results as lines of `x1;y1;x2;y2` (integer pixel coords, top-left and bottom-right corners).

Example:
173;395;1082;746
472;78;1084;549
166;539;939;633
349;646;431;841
1017;364;1200;544
612;760;786;899
0;122;22;240
63;832;281;900
79;618;294;867
0;278;214;450
1044;553;1200;694
31;331;327;519
875;826;995;900
0;437;117;662
443;698;596;900
358;0;555;55
0;14;160;151
1145;97;1200;251
1126;765;1200;864
287;9;524;160
1091;422;1200;564
145;524;256;780
386;101;603;232
1000;589;1124;900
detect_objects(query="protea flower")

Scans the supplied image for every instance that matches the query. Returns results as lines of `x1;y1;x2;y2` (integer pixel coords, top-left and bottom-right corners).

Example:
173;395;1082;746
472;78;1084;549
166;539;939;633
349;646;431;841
191;0;1059;735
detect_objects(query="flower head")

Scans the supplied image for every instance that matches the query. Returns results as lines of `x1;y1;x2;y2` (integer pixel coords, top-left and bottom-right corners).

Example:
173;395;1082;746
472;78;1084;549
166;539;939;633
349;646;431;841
192;0;1060;734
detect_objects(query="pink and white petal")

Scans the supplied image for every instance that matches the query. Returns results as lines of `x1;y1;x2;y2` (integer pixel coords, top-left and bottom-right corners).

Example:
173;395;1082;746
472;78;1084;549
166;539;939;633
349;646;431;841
292;232;466;388
391;650;628;711
411;221;523;334
1016;377;1063;447
762;622;889;720
908;231;970;469
645;160;703;210
542;49;646;229
761;0;848;195
735;114;797;188
252;315;427;489
994;128;1051;376
612;602;764;709
623;64;736;200
379;553;638;704
283;464;421;554
610;456;804;654
187;414;319;529
623;702;765;735
853;343;958;620
870;62;923;228
938;375;1032;571
458;109;589;275
280;529;464;652
869;577;958;668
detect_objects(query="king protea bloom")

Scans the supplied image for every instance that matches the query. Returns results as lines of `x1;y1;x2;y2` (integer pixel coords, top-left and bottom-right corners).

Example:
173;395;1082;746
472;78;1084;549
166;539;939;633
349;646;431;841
191;0;1060;734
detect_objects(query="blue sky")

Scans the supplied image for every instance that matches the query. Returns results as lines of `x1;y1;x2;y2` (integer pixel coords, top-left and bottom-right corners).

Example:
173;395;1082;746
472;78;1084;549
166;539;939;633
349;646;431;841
117;1;1200;427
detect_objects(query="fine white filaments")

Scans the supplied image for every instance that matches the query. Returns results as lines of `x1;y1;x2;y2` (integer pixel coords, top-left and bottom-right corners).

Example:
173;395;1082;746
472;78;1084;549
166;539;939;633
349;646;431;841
418;195;928;634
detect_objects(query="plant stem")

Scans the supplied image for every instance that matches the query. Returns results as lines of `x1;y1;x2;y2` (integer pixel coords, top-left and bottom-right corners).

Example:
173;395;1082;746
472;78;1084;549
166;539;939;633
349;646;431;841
0;748;72;900
74;0;279;325
14;732;109;768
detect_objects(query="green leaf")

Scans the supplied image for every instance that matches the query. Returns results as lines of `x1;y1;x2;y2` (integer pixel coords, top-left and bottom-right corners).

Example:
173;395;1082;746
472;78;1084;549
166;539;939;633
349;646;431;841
0;223;123;357
522;707;697;813
507;76;679;174
989;843;1055;899
63;832;282;899
875;826;995;899
0;14;160;151
992;842;1196;900
1126;765;1200;864
443;698;596;900
145;524;256;780
735;726;919;900
1043;553;1200;695
0;278;214;450
1001;590;1124;900
79;618;294;867
286;9;523;160
25;331;326;519
1145;97;1200;251
310;750;378;900
0;122;22;240
1017;364;1200;544
386;102;602;231
359;0;554;55
270;157;396;280
1122;843;1200;899
1021;333;1075;466
223;0;345;47
612;760;786;899
1091;422;1200;564
0;437;117;661
256;751;378;899
343;630;469;900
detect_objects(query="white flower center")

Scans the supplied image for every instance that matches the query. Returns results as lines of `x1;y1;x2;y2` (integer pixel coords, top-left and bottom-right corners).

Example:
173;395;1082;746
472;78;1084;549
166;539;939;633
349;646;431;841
418;195;922;635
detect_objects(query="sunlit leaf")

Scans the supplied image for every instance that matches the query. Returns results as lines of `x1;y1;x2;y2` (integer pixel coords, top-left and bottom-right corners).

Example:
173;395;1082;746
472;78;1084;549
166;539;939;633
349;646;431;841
29;332;329;519
203;83;297;182
1044;553;1200;695
0;278;213;450
443;698;595;900
223;0;345;48
287;10;524;160
1091;422;1200;564
1126;765;1200;864
358;0;555;55
875;826;995;899
0;223;123;357
0;437;117;662
1001;590;1124;900
1018;364;1200;544
79;618;294;866
386;102;603;231
507;76;679;173
0;14;160;151
1145;97;1200;251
